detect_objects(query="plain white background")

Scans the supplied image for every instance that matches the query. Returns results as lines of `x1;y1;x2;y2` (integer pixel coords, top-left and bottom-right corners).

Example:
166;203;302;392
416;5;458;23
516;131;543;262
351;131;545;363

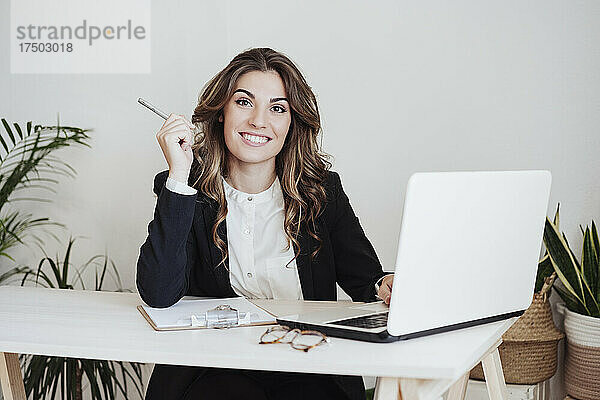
2;1;599;398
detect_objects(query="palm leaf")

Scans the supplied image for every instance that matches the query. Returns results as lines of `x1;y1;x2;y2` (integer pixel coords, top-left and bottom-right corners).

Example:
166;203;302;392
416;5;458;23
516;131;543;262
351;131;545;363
62;237;75;288
96;359;117;399
0;210;61;253
80;361;102;399
115;361;145;398
0;117;91;261
0;266;29;284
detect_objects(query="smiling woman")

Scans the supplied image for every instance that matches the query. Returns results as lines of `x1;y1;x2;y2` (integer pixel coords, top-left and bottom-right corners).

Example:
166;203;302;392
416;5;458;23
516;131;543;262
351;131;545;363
187;49;335;271
137;47;390;400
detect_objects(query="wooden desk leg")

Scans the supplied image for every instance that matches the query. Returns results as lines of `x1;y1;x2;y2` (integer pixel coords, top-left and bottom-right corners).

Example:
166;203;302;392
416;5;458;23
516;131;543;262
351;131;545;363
374;377;401;400
398;378;420;400
446;372;469;400
0;352;26;400
375;377;448;400
481;348;508;400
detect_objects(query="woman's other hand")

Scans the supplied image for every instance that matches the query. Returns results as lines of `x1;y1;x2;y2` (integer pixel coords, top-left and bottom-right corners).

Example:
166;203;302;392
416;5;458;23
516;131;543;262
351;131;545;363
377;275;394;305
156;113;195;183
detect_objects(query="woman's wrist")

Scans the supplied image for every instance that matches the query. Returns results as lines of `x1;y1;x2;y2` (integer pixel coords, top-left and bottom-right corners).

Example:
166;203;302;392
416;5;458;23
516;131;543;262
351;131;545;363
168;169;190;184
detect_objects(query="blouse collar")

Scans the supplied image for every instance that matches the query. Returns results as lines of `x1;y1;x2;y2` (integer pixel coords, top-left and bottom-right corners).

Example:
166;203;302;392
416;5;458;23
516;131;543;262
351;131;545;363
222;175;281;204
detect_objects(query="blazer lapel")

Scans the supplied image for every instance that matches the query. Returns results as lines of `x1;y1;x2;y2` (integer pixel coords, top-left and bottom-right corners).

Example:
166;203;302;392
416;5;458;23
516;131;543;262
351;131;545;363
296;224;316;300
200;197;237;297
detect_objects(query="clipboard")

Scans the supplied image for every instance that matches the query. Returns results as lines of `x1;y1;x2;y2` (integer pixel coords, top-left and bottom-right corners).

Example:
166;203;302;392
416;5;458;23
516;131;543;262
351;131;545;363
138;296;277;331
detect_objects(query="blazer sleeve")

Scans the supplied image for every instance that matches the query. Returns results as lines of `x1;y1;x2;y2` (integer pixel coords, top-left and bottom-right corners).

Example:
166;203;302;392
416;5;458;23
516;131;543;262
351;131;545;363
136;170;199;308
328;172;387;302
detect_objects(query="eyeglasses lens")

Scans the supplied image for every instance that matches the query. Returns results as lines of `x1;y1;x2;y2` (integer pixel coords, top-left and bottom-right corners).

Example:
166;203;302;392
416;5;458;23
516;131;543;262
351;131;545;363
292;333;324;349
262;328;295;343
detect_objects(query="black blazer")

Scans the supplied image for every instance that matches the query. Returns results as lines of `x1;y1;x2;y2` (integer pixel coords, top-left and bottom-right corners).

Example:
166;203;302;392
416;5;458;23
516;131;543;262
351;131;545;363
136;169;386;400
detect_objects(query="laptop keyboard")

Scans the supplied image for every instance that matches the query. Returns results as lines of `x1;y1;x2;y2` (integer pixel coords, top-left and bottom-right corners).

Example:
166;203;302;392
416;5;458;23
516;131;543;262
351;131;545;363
329;312;389;329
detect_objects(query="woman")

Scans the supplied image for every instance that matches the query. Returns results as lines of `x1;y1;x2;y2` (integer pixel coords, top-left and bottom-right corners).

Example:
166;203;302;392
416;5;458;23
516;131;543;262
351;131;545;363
137;47;394;400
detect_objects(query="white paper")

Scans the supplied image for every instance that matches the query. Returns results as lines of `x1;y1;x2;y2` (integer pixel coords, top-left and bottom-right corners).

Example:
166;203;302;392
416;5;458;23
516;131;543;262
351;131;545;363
141;297;276;329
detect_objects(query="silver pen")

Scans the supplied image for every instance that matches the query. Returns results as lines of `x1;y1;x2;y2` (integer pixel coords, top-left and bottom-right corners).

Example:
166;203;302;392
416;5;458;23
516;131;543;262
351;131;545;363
138;97;195;145
137;97;169;120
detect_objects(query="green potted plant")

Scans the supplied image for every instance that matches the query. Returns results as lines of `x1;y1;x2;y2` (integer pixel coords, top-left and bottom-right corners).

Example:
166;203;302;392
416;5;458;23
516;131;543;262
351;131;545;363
543;207;600;400
1;237;145;400
1;118;145;399
0;117;90;261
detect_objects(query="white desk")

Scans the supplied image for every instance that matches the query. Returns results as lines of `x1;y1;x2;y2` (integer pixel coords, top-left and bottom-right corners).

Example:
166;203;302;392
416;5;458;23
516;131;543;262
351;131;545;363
0;286;512;400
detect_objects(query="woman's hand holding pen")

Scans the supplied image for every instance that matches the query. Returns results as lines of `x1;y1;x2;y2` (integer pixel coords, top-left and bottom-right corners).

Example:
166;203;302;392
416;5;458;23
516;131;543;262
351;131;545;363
156;113;195;183
377;275;394;305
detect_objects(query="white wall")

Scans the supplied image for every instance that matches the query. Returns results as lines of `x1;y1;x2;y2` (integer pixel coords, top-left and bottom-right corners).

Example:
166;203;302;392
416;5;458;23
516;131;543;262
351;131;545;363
2;1;599;399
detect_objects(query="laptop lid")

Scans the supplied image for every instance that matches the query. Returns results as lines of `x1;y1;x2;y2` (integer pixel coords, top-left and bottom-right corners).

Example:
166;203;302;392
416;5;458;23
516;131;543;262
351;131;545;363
387;170;551;337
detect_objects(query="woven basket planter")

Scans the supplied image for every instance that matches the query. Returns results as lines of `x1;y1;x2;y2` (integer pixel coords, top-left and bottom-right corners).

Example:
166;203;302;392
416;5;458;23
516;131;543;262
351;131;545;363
470;277;563;384
561;305;600;400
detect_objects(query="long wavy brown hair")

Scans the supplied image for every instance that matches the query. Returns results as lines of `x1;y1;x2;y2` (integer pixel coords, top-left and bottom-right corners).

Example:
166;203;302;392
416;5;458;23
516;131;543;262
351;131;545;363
190;47;331;270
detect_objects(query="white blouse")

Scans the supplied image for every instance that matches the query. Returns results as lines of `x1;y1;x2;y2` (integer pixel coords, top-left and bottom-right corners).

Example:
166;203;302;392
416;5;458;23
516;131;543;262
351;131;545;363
165;175;303;300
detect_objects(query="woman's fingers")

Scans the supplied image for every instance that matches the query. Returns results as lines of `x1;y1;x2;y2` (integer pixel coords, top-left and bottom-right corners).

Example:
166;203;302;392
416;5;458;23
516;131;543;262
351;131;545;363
170;113;195;130
163;120;188;132
157;115;192;142
168;129;192;142
162;116;181;129
160;114;192;131
183;118;195;131
377;275;394;305
167;114;195;142
158;121;188;139
377;285;390;304
380;290;391;305
157;129;189;146
158;127;188;143
161;113;182;129
155;113;195;178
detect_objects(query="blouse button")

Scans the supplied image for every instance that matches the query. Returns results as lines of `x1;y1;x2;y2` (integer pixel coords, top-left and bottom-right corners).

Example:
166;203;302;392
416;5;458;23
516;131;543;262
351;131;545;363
244;229;250;235
247;196;253;201
247;272;253;278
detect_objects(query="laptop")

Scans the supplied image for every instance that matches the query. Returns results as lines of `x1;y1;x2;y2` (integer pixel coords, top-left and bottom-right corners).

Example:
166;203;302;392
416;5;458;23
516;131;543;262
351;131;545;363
277;170;552;343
